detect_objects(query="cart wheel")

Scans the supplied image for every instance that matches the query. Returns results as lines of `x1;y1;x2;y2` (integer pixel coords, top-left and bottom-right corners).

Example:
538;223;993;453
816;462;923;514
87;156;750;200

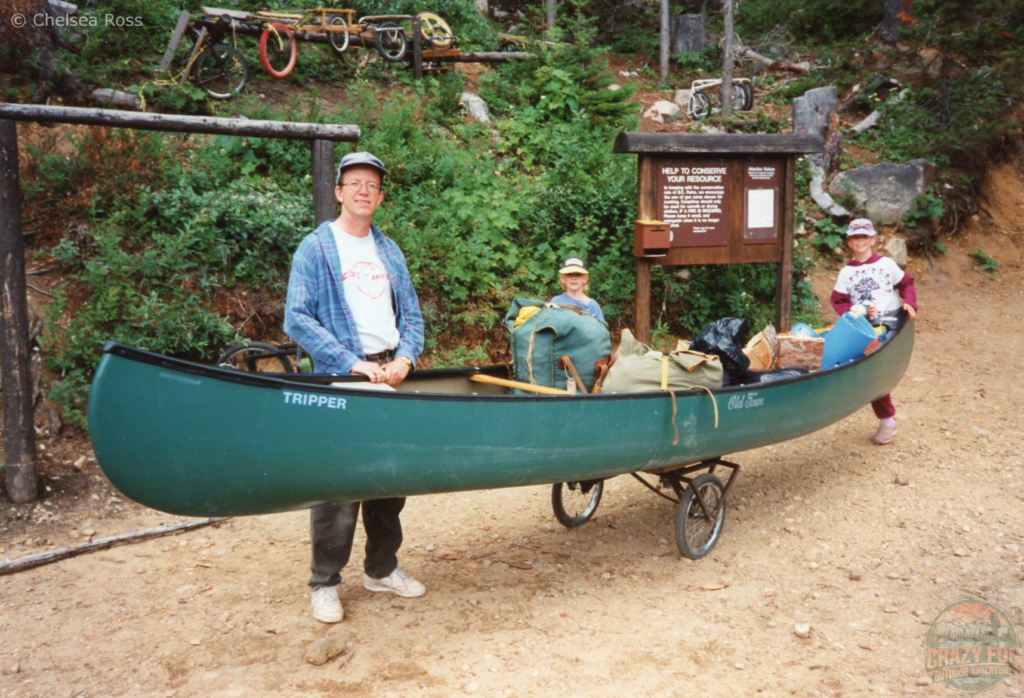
340;42;372;70
551;480;603;528
729;84;747;112
193;44;249;100
328;15;350;56
674;473;725;559
259;22;297;78
739;81;754;110
499;40;522;52
688;91;711;120
374;22;407;62
217;342;294;373
418;12;454;50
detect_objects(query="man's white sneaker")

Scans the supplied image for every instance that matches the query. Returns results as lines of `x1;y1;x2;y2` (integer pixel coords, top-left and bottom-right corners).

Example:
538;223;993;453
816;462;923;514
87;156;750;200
363;569;426;598
311;586;343;623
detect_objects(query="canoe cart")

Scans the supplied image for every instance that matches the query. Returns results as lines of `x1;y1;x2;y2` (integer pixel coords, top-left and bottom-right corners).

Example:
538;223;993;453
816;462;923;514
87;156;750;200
88;315;914;560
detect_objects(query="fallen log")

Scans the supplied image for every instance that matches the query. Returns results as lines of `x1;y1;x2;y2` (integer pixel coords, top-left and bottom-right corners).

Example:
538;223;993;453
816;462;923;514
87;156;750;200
0;517;228;576
731;38;808;74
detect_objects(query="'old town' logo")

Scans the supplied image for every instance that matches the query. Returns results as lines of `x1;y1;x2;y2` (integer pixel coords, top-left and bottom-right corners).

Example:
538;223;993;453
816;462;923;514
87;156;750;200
924;599;1020;694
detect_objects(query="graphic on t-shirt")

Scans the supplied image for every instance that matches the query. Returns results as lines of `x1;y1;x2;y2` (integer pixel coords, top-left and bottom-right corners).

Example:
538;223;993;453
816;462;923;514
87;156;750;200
342;261;390;299
849;269;893;305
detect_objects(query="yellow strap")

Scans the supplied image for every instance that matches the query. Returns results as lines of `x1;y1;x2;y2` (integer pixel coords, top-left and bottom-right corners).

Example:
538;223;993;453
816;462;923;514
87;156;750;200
660;354;669;390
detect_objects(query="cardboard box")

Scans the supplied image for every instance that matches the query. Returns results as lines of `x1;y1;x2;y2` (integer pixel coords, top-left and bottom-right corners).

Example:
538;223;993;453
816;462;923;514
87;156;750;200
777;333;824;371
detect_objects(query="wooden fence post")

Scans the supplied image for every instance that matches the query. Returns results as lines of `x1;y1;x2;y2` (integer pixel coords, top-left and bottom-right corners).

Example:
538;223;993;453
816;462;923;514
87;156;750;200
412;14;423;80
0;119;38;503
311;139;336;225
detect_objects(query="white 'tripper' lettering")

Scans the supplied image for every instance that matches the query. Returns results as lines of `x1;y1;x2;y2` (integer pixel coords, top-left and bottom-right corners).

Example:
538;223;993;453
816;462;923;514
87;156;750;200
283;391;347;410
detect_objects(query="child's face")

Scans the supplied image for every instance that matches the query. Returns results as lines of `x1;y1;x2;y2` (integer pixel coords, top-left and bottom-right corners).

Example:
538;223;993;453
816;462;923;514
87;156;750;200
846;234;875;257
560;273;587;293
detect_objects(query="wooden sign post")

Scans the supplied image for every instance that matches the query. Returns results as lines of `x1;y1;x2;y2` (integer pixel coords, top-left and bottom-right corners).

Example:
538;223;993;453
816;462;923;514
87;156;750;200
614;132;823;343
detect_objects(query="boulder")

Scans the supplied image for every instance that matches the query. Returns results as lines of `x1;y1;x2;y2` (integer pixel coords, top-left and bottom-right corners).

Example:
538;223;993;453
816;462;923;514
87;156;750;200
459;92;491;123
644;100;682;124
886;236;908;266
673;89;691;109
828;159;937;225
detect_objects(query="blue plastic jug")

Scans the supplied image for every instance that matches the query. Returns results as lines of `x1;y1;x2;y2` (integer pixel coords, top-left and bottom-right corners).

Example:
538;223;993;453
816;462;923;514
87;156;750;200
820;312;877;369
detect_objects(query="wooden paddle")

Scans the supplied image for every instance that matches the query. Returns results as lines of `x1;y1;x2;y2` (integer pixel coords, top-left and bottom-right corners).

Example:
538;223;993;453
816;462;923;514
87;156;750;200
468;374;571;395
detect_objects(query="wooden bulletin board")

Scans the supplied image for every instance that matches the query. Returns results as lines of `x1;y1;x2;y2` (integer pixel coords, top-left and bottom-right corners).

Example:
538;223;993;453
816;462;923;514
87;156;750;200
613;132;824;341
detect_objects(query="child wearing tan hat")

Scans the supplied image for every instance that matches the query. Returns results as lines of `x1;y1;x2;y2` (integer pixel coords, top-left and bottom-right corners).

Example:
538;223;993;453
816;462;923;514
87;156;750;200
550;257;604;321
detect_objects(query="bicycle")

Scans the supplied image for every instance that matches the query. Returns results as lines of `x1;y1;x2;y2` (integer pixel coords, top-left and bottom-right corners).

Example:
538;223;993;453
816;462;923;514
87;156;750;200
151;19;249;101
687;77;754;120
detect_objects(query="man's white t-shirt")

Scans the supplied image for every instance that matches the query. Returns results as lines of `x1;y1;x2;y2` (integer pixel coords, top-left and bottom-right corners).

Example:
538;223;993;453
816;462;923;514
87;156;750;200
331;222;399;355
833;256;906;314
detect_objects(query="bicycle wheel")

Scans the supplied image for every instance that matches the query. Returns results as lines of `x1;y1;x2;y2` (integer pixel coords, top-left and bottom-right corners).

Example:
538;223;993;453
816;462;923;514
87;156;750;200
374;22;407;62
340;42;371;70
217;342;294;373
328;15;350;56
729;84;747;112
259;22;298;78
193;44;249;100
688;91;711;120
418;12;454;50
674;473;725;560
551;480;604;528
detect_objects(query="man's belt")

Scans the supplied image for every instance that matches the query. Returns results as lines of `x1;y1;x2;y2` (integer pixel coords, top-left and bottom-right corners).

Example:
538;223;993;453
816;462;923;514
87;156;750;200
365;349;396;364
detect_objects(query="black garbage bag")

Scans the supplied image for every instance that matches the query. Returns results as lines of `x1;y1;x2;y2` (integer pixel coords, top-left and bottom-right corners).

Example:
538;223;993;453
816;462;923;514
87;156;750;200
691;317;751;387
743;367;809;385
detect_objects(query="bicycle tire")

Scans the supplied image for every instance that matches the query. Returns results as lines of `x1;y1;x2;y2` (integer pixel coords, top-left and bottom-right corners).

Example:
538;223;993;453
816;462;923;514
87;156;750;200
551;480;603;528
193;44;249;100
259;22;298;78
674;473;725;559
374;22;407;62
729;84;746;112
740;82;754;110
689;91;711;120
328;15;350;56
217;342;294;373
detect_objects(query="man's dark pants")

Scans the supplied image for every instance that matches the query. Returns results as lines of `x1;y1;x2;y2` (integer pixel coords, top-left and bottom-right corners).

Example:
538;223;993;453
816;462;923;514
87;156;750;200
309;498;405;588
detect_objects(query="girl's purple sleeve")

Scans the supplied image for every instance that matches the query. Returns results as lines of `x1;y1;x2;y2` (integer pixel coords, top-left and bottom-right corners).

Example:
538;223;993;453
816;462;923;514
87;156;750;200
896;273;917;310
830;289;852;315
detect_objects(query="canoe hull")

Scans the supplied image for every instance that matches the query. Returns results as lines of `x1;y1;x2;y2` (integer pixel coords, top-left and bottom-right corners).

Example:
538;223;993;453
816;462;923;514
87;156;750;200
88;321;914;516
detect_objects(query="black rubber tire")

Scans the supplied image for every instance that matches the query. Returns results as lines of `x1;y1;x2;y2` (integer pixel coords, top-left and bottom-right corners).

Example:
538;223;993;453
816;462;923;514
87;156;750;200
739;82;754;110
675;473;725;559
499;40;521;53
551;480;604;528
328;15;350;56
217;342;294;373
374;22;407;62
689;91;711;119
193;45;249;100
259;22;298;78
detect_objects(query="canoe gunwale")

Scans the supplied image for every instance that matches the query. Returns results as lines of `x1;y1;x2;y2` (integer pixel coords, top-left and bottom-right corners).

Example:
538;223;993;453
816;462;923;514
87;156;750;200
99;314;909;403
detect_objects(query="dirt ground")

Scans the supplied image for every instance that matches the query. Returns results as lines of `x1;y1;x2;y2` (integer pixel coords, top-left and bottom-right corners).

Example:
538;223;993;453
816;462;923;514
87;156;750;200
3;148;1024;698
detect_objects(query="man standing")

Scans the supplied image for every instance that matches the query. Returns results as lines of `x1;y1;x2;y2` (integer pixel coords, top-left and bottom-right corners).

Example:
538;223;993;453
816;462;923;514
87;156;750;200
285;152;426;624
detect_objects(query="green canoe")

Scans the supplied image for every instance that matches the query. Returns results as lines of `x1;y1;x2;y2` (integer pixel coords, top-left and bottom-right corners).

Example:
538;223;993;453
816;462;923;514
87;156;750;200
88;319;913;518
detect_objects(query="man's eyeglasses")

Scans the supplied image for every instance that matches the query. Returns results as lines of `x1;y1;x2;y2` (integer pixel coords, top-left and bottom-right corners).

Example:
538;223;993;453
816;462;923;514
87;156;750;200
339;181;381;193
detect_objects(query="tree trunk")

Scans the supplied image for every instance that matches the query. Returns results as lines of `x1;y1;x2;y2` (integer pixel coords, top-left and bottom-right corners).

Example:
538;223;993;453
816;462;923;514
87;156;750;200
0;119;38;504
3;0;91;104
671;14;707;54
545;0;555;35
792;86;842;175
878;0;913;43
720;0;735;117
659;0;670;85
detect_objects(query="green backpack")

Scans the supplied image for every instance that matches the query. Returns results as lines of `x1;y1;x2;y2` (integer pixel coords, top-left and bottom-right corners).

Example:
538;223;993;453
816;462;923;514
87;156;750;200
504;299;612;393
601;329;724;393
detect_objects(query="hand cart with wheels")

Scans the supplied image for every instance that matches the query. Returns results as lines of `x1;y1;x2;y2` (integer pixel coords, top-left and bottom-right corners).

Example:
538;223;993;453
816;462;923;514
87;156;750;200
552;457;740;559
687;77;754;120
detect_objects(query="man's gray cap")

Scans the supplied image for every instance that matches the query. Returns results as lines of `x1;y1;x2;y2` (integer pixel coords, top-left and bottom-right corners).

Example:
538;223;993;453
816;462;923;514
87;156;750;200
336;151;388;184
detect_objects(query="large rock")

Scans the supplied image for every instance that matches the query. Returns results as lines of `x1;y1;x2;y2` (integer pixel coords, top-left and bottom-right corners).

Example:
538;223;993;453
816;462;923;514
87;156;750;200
644;100;682;124
886;237;908;266
828;159;937;225
459;92;491;123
